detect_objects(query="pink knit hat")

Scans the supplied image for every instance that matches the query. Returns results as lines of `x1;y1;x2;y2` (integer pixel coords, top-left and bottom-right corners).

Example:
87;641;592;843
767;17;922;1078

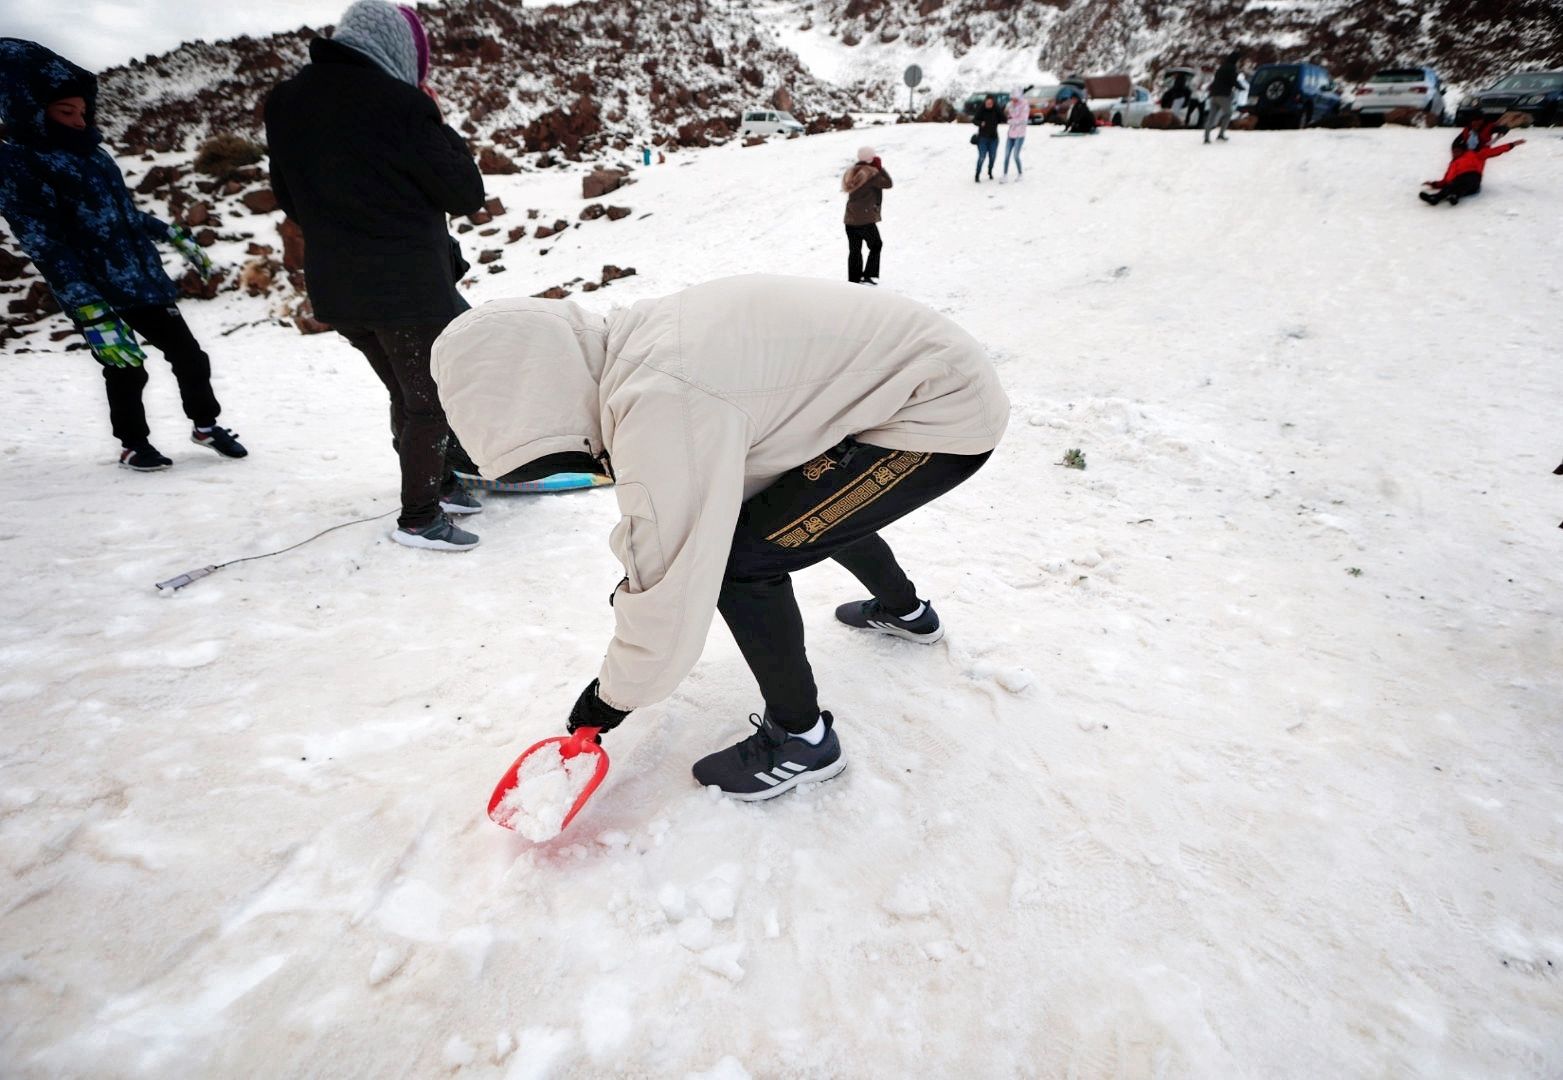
398;5;430;83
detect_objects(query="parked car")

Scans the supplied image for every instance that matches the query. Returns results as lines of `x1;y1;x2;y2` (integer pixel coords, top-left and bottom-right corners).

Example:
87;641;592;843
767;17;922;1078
738;108;804;137
961;91;1011;117
1243;62;1344;128
1027;85;1061;124
1094;85;1157;127
1456;70;1563;126
1348;66;1448;124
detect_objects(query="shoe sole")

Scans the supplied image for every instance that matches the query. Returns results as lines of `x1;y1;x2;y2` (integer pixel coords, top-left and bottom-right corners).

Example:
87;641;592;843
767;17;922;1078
118;461;171;472
391;529;480;551
719;756;848;802
841;619;945;645
440;501;484;515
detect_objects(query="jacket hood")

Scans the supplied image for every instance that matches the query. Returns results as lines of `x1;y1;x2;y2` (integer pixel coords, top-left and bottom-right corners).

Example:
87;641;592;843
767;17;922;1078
430;298;609;479
0;37;100;146
842;160;876;193
331;0;421;86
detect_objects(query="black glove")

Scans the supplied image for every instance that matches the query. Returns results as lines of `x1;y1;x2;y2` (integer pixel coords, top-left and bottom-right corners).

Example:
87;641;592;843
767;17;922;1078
567;678;631;736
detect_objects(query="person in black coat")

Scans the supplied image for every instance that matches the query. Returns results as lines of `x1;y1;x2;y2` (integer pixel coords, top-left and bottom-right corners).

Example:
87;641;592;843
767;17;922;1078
265;0;487;551
1204;49;1244;144
971;95;1002;182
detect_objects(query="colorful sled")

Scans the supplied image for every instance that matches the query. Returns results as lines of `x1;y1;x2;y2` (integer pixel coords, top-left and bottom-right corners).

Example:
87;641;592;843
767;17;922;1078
455;471;613;494
488;727;610;835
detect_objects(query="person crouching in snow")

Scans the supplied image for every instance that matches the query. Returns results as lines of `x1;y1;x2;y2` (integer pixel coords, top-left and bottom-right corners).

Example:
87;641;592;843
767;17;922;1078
842;146;891;285
1420;137;1524;206
0;39;246;471
264;0;487;551
431;275;1010;801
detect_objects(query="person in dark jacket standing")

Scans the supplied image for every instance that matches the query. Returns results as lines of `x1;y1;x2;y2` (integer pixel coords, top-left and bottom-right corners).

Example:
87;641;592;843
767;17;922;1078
1204;49;1244;144
841;146;891;285
265;0;487;551
972;95;1002;182
0;39;248;471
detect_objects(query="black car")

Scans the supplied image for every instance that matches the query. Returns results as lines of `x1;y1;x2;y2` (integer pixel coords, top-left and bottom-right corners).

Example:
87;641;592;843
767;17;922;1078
1244;63;1344;128
1457;70;1563;126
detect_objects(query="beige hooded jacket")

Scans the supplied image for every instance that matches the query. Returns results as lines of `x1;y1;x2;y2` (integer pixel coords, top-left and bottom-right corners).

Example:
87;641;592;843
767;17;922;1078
430;274;1009;712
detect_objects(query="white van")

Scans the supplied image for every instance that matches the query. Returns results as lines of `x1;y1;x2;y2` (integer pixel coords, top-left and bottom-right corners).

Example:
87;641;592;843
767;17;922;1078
738;108;805;137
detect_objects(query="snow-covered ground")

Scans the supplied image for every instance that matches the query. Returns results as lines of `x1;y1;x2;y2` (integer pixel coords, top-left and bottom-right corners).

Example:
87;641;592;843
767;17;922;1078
2;123;1561;1078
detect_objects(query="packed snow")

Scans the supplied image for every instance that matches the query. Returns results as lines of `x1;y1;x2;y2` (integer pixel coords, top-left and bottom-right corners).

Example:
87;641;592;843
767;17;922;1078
493;745;603;842
1;122;1561;1077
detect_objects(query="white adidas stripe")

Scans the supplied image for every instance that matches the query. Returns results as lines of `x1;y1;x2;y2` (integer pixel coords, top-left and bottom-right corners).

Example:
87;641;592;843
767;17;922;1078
780;762;807;773
753;772;780;786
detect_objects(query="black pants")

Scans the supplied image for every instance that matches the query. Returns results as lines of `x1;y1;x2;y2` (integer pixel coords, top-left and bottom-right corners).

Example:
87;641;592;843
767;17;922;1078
334;323;461;531
717;439;991;732
1427;172;1482;203
845;224;882;282
101;303;221;448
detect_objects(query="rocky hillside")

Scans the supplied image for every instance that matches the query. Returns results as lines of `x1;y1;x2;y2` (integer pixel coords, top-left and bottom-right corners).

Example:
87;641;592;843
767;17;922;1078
96;0;859;158
776;0;1562;100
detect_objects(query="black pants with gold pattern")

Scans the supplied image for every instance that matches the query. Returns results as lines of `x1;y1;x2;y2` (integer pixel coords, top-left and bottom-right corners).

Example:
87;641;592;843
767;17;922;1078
718;439;991;732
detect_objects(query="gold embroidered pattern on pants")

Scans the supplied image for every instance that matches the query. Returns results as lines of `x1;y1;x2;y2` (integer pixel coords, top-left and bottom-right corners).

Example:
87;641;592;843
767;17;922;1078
766;450;932;548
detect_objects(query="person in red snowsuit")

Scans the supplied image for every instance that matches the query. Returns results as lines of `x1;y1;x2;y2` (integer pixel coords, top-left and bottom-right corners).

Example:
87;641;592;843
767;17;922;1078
1450;117;1507;158
1420;138;1524;206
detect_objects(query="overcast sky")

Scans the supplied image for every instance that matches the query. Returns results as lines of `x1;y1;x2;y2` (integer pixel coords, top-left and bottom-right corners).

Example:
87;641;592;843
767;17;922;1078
0;0;558;72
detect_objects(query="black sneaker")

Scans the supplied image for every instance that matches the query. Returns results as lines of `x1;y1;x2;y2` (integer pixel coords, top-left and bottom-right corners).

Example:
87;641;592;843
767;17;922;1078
439;486;483;515
391;513;480;551
834;598;944;643
119;444;172;471
1419;191;1440;205
691;711;845;801
191;426;247;458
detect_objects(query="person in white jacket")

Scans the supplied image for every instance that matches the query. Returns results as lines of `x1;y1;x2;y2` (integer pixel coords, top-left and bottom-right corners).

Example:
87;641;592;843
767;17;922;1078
431;274;1009;800
1003;86;1030;181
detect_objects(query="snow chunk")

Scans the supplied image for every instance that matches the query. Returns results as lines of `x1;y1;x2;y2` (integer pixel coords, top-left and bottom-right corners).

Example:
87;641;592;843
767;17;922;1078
367;944;409;986
688;868;739;921
687;1056;753;1080
494;748;599;841
881;878;933;918
676;915;715;951
442;1034;476;1068
698;943;745;982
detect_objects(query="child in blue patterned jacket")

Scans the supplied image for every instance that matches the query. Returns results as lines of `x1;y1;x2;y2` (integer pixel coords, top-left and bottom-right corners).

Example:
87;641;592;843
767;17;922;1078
0;38;248;470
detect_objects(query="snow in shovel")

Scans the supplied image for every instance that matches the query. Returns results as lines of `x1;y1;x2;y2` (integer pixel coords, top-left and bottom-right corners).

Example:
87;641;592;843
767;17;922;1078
494;748;598;841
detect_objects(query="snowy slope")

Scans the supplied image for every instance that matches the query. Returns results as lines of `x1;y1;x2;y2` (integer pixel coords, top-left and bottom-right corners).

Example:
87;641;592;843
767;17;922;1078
1;124;1562;1077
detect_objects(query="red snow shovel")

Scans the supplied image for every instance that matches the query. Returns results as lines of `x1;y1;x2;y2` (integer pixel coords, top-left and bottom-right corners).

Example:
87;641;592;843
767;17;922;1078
487;727;609;833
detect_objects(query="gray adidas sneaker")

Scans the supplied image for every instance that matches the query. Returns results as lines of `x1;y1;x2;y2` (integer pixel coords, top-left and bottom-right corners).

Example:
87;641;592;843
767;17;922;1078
391;513;480;551
439;486;483;515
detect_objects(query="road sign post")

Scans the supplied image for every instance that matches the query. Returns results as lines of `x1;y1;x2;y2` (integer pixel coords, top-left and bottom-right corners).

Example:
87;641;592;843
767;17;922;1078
904;64;923;116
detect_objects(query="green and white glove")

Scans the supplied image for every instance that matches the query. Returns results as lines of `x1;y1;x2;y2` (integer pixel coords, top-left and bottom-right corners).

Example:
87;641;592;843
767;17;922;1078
168;223;214;280
72;303;146;369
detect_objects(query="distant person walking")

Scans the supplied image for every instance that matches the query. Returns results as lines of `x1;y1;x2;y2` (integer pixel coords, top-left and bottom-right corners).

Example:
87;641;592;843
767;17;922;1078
841;146;891;285
0;39;248;471
265;0;488;551
972;95;1002;182
1204;49;1244;144
1002;87;1029;181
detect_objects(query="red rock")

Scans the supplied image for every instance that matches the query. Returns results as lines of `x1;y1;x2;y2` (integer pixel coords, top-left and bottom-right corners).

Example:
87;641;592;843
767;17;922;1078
479;147;519;174
535;225;557;239
222;180;244;196
185;201;211;226
1228;114;1259;131
293;298;331;335
1141;110;1184;130
468;209;492;225
1384;107;1435;128
241;189;279;214
478;249;502;264
246;242;275;256
486;264;507;275
135;165;180;194
582;281;600;292
533;286;571;299
278;217;306;272
178;268;222;300
195;228;218;247
582;168;627;199
580;203;607;221
484;196;506;217
507;226;527;243
600;265;636;283
605;206;631;221
7;280;57;316
0;248;30;281
456;222;474;234
239;260;273;296
479;227;498;236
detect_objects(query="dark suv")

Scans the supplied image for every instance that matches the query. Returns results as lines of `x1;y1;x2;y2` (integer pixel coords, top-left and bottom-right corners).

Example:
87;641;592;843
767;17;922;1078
1457;70;1563;127
1245;63;1344;128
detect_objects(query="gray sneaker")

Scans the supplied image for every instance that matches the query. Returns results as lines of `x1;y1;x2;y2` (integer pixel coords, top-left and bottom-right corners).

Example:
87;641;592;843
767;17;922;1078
439;486;483;515
391;513;480;551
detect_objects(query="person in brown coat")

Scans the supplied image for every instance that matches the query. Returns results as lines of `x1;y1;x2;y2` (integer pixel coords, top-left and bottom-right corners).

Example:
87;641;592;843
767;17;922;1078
842;146;892;285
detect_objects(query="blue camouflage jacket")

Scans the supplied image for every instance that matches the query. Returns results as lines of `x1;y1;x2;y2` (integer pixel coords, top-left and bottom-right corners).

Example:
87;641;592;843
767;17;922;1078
0;38;178;314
